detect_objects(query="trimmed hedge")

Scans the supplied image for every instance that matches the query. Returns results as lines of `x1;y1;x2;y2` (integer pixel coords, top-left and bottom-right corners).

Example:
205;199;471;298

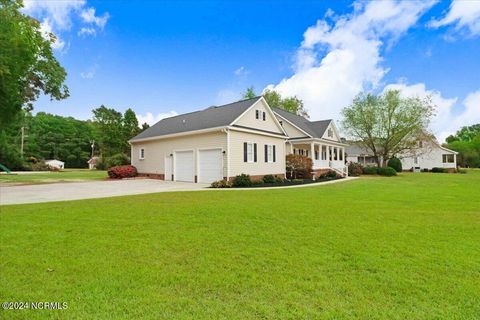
107;165;137;179
263;174;276;184
377;167;397;176
363;166;378;175
233;174;252;187
211;179;233;188
387;157;402;172
431;167;448;173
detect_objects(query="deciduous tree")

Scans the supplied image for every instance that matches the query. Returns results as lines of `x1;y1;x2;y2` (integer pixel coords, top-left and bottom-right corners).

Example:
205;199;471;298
0;0;69;126
341;90;435;167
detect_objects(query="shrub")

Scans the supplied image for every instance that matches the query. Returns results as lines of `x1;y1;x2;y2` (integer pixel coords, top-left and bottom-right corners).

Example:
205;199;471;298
105;153;130;169
348;162;363;176
377;167;397;176
457;168;467;174
233;174;252;187
107;165;138;179
363;166;378;175
387;157;402;172
30;161;49;171
211;179;232;188
252;179;265;186
320;170;338;179
286;154;313;179
431;167;447;173
274;175;284;184
263;174;276;184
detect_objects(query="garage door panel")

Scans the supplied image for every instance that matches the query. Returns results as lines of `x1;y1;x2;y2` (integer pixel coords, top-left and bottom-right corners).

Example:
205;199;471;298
199;149;223;183
175;151;194;182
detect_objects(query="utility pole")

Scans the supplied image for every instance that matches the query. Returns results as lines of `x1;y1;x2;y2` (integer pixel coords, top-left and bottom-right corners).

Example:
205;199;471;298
20;126;27;158
90;140;95;158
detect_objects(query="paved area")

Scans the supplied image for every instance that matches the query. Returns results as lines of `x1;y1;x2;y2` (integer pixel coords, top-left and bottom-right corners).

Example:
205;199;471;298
0;179;208;205
0;177;357;205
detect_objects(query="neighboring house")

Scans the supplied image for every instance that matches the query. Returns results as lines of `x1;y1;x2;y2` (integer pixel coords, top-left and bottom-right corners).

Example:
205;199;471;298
45;159;64;169
129;96;348;183
345;142;378;166
400;140;458;171
346;139;458;171
87;156;100;170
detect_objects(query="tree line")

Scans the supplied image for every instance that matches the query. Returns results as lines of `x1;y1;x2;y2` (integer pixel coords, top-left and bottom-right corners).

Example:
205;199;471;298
0;107;149;170
446;125;480;168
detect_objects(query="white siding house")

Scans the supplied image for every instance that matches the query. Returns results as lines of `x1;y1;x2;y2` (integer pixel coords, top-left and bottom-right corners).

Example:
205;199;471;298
129;96;349;183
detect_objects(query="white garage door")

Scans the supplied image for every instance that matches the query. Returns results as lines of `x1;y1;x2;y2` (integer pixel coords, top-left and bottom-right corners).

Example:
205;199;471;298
198;149;223;183
175;151;194;182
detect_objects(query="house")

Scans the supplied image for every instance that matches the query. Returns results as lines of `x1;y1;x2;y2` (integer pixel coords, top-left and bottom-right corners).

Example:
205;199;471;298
45;159;64;169
346;139;458;172
129;96;348;183
87;156;100;170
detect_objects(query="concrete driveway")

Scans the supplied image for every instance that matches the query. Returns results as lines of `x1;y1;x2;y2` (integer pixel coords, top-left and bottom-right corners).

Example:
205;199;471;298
0;179;209;205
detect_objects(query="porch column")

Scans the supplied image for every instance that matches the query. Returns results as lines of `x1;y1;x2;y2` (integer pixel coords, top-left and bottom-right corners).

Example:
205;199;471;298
290;142;293;154
310;142;315;160
341;147;344;162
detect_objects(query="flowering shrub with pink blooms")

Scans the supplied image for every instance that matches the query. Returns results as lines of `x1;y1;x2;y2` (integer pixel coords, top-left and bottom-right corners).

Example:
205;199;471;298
107;165;138;179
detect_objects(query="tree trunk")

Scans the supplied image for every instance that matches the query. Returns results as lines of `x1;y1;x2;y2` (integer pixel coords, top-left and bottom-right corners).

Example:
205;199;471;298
375;155;382;168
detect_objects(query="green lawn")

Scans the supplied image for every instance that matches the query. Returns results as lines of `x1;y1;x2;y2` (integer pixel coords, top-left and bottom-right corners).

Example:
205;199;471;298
0;169;107;185
1;171;479;319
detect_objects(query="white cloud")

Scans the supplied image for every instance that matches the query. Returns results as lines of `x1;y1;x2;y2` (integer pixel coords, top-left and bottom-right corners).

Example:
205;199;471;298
78;27;96;37
23;0;86;31
80;7;110;29
266;0;437;121
80;64;98;79
22;0;109;49
384;82;480;143
136;111;178;126
234;66;249;77
429;0;480;37
39;18;65;50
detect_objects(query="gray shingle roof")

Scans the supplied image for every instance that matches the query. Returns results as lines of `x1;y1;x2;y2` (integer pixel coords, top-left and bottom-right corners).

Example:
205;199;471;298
272;108;332;138
130;96;262;141
345;142;377;156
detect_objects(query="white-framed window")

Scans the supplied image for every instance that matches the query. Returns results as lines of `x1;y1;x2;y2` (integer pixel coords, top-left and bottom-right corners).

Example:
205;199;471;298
443;154;454;163
139;148;145;159
265;144;275;163
245;142;255;162
414;156;418;164
328;128;333;138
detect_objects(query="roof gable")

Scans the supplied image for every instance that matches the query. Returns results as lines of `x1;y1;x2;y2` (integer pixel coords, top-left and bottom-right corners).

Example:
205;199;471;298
272;108;338;140
231;98;285;135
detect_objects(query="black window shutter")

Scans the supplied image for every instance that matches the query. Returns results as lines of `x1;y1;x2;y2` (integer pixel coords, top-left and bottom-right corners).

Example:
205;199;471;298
255;110;259;119
243;142;247;162
254;143;257;162
263;112;266;121
273;145;276;162
264;145;268;162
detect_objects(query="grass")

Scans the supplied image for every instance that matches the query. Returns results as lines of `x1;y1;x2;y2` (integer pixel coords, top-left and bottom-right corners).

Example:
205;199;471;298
0;171;479;319
0;169;107;185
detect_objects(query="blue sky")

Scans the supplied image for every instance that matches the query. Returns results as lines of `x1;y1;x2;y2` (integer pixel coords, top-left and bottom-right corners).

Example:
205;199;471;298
23;0;480;141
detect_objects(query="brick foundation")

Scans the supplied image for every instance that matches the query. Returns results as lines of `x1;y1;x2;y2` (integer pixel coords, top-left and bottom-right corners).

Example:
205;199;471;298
138;173;165;180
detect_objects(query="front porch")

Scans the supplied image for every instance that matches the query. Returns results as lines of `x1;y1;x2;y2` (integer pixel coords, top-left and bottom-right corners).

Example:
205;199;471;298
288;140;348;176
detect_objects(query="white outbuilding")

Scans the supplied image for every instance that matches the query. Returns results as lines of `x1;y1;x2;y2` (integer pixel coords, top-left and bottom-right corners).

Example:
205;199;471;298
45;159;65;169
